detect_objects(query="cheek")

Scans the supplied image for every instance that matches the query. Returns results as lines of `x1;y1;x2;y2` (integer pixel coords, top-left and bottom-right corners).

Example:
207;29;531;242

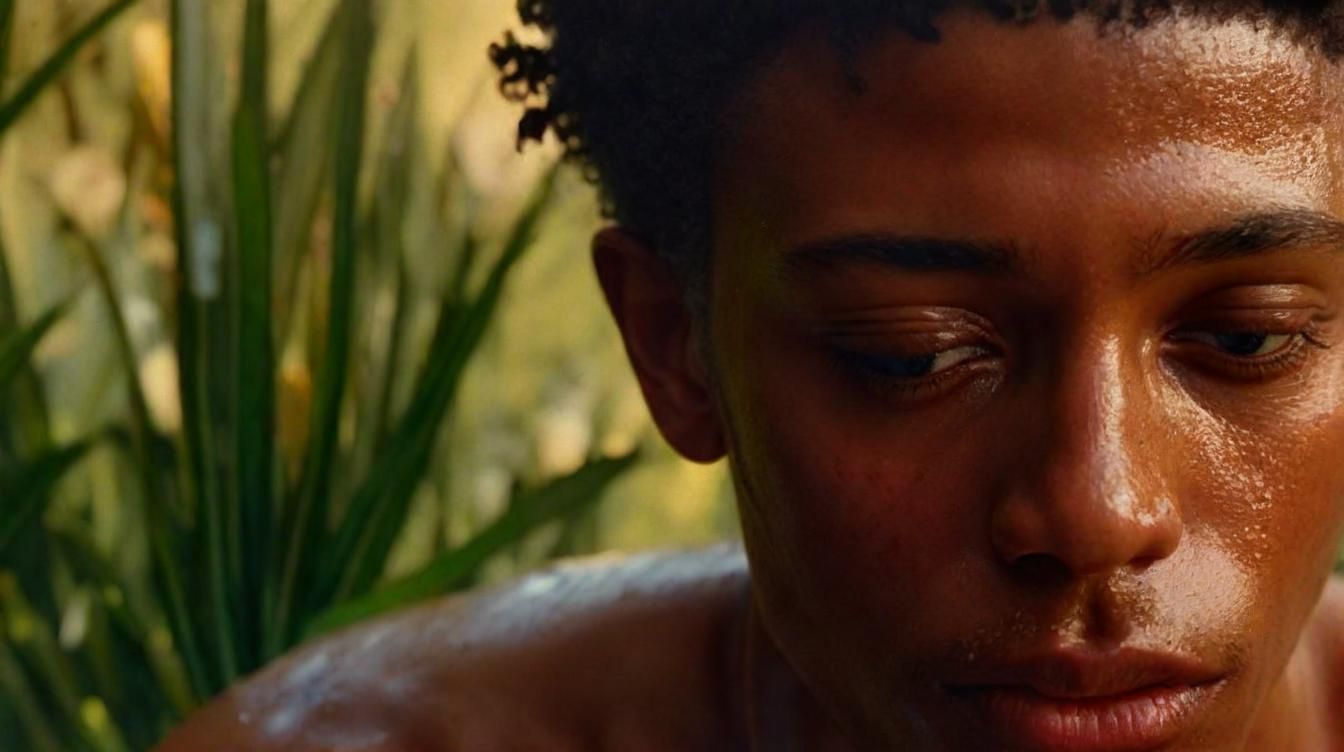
720;325;994;624
1166;367;1344;655
1176;372;1344;569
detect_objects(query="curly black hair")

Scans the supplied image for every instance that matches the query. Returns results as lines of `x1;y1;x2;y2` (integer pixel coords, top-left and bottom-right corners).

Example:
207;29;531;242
490;0;1344;287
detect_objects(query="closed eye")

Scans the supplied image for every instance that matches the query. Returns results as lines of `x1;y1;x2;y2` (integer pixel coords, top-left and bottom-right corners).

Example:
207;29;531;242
1170;331;1294;358
843;345;988;380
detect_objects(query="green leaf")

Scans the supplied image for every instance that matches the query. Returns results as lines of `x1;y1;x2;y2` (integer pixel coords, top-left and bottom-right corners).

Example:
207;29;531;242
317;168;559;607
229;0;275;677
0;9;12;462
0;235;54;464
347;51;419;499
271;4;343;343
0;302;67;395
48;529;148;643
0;636;63;752
0;0;15;87
168;0;226;702
0;0;138;135
50;527;189;728
272;0;376;654
306;451;639;638
73;233;208;703
0;575;131;752
0;441;91;558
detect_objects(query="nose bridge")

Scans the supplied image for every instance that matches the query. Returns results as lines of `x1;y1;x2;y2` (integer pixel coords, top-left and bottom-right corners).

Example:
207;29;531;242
992;333;1182;576
1057;336;1139;514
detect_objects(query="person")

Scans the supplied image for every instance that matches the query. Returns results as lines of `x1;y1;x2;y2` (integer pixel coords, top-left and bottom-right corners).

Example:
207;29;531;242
159;0;1344;749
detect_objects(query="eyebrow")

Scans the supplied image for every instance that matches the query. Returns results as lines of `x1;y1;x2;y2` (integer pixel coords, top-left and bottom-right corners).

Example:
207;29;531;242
780;209;1344;281
783;234;1020;276
1143;209;1344;275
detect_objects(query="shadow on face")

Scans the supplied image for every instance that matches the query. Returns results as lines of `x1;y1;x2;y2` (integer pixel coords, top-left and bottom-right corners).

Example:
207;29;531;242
621;9;1344;750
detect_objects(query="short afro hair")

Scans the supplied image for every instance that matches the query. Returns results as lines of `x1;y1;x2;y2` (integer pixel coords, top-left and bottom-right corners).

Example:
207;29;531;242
490;0;1344;285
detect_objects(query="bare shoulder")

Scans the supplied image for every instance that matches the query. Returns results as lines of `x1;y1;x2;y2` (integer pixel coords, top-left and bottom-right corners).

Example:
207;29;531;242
156;545;750;752
1315;575;1344;745
1317;575;1344;669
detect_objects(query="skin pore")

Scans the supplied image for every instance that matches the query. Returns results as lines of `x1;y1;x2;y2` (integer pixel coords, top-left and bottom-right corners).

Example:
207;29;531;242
159;10;1344;752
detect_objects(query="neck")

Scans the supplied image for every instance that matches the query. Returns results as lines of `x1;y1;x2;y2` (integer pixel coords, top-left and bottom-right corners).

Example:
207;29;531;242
1244;610;1334;751
737;599;857;752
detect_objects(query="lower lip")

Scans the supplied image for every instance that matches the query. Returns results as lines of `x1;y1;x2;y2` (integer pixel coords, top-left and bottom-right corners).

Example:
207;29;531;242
951;681;1222;752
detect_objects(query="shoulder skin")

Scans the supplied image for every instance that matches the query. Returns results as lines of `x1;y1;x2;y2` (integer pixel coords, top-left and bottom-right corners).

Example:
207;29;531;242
156;545;751;752
1317;575;1344;751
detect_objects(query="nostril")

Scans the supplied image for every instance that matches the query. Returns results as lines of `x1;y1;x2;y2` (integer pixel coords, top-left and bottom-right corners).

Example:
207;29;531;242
1128;555;1161;572
1009;552;1071;582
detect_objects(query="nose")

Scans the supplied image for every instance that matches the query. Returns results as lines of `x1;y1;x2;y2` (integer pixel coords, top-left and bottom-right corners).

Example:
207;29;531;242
990;337;1183;579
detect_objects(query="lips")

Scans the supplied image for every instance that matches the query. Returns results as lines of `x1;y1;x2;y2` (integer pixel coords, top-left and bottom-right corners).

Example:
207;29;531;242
944;647;1228;751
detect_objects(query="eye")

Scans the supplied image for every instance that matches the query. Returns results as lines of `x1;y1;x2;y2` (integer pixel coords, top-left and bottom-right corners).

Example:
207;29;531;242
1174;331;1295;358
821;308;1004;402
842;345;988;380
1165;322;1333;383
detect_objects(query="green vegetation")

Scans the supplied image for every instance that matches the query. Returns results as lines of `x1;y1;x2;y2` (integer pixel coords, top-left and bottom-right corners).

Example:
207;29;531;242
0;2;659;748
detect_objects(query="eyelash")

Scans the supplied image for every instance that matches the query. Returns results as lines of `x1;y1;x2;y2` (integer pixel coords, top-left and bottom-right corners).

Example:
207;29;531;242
835;321;1334;399
836;346;999;401
1166;321;1332;382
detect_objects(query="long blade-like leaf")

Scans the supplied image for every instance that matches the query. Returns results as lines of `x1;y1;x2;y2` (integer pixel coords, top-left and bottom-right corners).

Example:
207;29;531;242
306;451;638;637
0;441;90;557
271;4;343;343
75;233;208;702
50;527;192;721
0;0;137;135
230;0;275;677
0;248;58;622
0;0;15;87
0;302;66;395
317;168;558;607
272;0;375;654
0;638;63;752
346;51;418;500
168;0;227;701
0;227;55;461
49;529;147;640
0;575;130;752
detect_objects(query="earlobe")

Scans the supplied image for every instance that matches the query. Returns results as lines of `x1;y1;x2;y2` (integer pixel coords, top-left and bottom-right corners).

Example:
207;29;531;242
592;227;726;464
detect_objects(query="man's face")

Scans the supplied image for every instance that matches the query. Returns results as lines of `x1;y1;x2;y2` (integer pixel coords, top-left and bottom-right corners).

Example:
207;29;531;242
708;12;1344;751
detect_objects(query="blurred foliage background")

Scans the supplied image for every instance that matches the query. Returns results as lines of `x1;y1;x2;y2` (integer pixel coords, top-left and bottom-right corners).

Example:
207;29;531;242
0;0;736;749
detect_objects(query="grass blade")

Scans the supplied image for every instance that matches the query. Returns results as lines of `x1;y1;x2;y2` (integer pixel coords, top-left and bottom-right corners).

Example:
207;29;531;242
0;636;63;752
371;259;410;453
317;169;558;607
272;0;375;655
0;0;138;135
0;575;134;752
272;4;343;343
51;527;186;730
347;51;418;488
0;0;14;86
0;220;55;461
306;451;638;637
73;235;208;702
230;0;275;676
0;287;58;623
168;0;229;701
0;302;67;394
49;529;149;643
0;441;90;557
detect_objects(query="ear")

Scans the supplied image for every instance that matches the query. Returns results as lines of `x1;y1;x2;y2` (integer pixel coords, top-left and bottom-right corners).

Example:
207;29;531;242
593;227;726;464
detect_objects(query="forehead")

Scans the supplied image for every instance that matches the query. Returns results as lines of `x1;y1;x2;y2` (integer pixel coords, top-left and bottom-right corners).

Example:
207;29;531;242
714;12;1344;252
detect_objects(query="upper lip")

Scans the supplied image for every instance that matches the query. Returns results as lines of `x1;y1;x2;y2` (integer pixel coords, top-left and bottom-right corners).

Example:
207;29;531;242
945;646;1226;700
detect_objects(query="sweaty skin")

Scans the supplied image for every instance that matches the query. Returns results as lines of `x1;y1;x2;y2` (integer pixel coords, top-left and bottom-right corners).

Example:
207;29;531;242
162;12;1344;751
